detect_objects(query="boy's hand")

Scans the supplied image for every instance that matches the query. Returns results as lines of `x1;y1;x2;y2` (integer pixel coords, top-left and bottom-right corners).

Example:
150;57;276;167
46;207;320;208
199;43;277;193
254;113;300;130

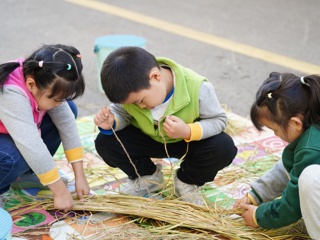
163;115;190;139
94;107;115;130
239;203;259;228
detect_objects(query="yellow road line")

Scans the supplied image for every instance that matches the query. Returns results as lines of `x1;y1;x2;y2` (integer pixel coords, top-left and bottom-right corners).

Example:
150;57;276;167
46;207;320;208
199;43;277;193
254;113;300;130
66;0;320;74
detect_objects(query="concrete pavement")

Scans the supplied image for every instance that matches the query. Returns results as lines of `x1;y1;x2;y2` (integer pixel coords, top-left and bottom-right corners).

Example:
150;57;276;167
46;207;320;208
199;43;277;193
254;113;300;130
1;0;319;118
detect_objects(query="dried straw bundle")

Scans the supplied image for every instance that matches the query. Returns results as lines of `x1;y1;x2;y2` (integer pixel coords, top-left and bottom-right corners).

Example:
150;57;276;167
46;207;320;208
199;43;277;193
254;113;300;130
11;194;309;240
223;106;249;136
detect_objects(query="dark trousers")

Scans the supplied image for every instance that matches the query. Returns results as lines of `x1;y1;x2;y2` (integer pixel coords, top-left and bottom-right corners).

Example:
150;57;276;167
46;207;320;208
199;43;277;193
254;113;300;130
95;125;237;186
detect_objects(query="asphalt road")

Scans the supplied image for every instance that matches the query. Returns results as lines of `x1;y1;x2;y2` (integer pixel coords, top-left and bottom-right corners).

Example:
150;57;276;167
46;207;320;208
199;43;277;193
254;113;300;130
1;0;319;118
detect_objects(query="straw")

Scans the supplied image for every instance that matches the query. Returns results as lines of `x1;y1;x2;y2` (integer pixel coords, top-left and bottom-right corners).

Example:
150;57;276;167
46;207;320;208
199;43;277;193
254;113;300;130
8;194;310;240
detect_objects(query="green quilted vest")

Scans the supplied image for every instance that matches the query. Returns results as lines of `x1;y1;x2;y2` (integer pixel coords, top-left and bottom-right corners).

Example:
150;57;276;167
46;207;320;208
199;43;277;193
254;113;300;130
123;57;207;143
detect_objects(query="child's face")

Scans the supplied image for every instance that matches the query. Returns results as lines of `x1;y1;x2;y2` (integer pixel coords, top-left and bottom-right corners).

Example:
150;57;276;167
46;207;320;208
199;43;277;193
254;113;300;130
27;79;63;110
122;78;167;109
33;88;63;111
259;116;303;143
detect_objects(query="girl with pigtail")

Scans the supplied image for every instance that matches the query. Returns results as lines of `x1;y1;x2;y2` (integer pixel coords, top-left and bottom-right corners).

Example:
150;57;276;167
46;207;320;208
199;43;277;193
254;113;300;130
234;72;320;238
0;44;90;212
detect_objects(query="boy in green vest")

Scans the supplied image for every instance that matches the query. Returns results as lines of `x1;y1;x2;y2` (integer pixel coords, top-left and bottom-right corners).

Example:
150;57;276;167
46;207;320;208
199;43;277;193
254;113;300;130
94;47;237;205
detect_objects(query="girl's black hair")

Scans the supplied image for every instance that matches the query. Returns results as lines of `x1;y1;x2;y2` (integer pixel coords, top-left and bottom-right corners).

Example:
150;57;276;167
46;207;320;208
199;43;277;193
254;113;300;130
0;44;85;100
100;46;160;103
250;72;320;132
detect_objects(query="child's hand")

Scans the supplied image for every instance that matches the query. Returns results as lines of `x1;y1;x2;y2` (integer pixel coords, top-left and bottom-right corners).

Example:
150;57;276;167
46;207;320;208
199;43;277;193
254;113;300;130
53;190;74;213
163;115;191;139
239;203;259;228
75;174;90;200
94;107;115;130
48;179;74;212
233;194;252;209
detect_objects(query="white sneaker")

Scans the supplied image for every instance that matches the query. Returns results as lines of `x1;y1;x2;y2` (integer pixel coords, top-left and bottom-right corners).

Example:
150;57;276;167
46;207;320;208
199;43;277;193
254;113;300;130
120;164;164;197
174;174;207;206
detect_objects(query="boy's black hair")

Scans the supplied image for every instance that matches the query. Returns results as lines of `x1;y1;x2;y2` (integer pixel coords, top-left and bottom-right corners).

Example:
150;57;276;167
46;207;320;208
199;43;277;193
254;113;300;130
100;46;160;103
0;44;85;100
250;72;320;132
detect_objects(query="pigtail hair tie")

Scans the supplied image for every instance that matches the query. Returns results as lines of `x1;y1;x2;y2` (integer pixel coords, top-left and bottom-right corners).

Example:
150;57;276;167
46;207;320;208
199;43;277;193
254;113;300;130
66;64;72;71
300;76;310;86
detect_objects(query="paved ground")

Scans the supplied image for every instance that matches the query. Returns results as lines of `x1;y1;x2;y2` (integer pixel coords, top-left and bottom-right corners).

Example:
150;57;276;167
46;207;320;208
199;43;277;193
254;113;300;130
1;0;319;118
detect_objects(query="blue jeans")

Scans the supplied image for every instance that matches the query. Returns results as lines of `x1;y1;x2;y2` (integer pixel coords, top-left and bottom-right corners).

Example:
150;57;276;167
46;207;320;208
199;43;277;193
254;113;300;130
0;101;78;194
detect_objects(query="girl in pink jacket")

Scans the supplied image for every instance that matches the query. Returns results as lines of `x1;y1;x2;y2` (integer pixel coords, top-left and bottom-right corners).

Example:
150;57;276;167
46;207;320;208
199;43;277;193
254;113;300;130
0;44;90;212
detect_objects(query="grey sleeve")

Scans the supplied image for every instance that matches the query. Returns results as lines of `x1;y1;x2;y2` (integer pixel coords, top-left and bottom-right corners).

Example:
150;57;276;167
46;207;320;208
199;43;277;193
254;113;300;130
250;159;289;204
0;87;56;175
198;81;228;139
109;103;132;131
47;101;82;151
109;82;227;138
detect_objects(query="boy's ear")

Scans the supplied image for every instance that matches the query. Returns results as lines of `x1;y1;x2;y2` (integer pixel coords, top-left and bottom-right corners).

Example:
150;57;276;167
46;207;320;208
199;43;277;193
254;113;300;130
289;116;303;131
149;67;161;81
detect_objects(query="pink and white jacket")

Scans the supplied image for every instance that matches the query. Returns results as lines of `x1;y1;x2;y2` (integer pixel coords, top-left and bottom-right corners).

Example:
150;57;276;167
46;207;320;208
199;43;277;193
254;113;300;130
0;58;83;185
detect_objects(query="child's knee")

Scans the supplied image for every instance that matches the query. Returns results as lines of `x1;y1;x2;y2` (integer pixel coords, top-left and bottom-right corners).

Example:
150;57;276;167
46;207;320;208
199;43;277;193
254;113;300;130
66;100;78;118
218;132;238;162
94;133;107;154
299;165;320;195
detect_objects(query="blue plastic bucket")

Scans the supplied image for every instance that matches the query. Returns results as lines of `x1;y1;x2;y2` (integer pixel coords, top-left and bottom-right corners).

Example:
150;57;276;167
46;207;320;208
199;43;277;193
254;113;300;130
0;208;12;240
93;35;146;93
